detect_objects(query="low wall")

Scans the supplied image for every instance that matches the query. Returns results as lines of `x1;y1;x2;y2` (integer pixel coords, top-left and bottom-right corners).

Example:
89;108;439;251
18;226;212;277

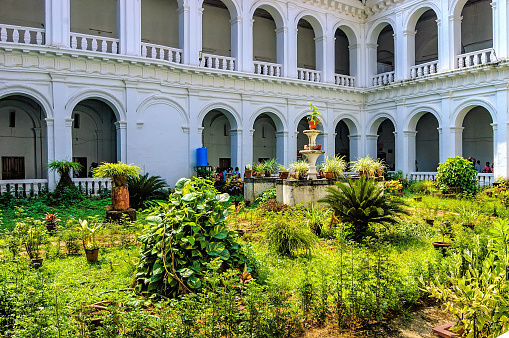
243;177;278;204
276;179;339;207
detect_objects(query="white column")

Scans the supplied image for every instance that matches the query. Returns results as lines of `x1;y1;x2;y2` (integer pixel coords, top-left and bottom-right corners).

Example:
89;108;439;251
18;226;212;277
115;121;127;162
64;118;74;158
276;131;288;166
401;30;416;79
366;43;378;86
287;25;298;79
349;43;360;85
183;4;202;67
448;15;462;70
118;0;141;56
245;19;254;73
276;26;288;76
393;11;405;81
315;35;327;82
403;131;417;174
365;134;378;159
230;129;242;169
231;16;242;71
45;0;70;47
348;135;361;161
492;0;508;59
45;118;56;189
436;17;447;71
450;127;464;157
393;131;400;171
437;127;445;163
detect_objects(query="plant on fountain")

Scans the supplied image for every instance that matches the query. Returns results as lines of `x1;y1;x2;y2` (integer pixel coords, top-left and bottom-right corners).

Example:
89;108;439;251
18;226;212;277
291;159;310;180
321;155;347;178
307;102;322;130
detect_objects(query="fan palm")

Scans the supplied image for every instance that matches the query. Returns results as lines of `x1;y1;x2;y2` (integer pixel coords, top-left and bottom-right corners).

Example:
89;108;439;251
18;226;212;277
126;173;168;210
319;176;408;242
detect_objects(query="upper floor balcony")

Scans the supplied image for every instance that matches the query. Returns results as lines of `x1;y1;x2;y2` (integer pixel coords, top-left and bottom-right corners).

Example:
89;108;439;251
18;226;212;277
0;0;503;90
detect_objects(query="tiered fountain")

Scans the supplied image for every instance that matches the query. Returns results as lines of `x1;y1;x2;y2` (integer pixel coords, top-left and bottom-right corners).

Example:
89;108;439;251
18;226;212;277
299;129;325;179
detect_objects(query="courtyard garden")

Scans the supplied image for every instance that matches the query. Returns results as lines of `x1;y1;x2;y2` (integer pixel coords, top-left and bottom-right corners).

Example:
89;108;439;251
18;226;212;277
0;157;509;337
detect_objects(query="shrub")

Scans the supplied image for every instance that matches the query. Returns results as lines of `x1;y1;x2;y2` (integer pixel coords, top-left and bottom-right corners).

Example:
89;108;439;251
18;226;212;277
319;176;408;242
265;211;317;257
409;180;437;195
254;188;276;205
436;156;478;195
135;177;247;297
47;160;83;192
126;173;168;210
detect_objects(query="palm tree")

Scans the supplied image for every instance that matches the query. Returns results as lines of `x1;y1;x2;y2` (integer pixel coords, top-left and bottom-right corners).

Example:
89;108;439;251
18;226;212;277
126;173;168;210
319;176;408;242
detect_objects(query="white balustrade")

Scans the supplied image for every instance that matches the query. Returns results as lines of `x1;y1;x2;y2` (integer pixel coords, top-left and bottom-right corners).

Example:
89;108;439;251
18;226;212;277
72;178;112;196
410;60;438;79
0;24;44;46
141;43;182;63
334;74;355;87
253;61;282;77
477;173;494;187
199;53;235;70
297;68;321;82
372;71;395;86
70;33;119;54
0;179;48;197
409;172;494;187
457;48;496;69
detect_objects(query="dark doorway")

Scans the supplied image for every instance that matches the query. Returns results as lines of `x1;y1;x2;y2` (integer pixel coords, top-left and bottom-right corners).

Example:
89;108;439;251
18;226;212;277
219;158;231;170
2;157;25;180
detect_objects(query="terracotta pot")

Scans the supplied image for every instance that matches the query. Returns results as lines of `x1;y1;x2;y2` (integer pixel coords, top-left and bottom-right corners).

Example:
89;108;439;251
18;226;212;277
308;120;318;130
265;171;271;177
111;186;129;210
85;248;99;262
244;170;252;178
425;218;435;225
432;242;451;250
413;196;422;201
31;257;43;269
45;223;56;234
324;172;334;179
279;171;289;179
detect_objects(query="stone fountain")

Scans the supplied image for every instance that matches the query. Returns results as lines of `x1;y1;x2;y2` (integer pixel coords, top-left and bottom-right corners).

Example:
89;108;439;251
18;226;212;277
299;129;325;179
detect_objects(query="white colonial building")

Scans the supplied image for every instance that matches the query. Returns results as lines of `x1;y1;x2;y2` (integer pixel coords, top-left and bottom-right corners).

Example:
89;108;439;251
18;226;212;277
0;0;504;191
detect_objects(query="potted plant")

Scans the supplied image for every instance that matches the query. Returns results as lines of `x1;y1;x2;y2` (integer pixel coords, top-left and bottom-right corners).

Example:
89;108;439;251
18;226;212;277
307;102;322;130
432;220;452;253
351;156;377;178
291;159;310;180
42;213;61;234
456;206;478;229
47;160;83;192
263;158;278;177
79;218;102;262
278;164;290;179
253;162;265;178
321;155;347;179
15;218;48;268
92;162;142;211
244;164;252;178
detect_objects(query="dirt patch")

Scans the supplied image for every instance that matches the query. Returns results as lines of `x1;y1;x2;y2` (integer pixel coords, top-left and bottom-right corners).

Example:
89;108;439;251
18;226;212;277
303;302;454;338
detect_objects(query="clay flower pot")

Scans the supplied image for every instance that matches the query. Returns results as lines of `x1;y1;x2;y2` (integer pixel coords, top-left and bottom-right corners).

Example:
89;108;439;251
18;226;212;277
324;172;334;179
308;120;318;130
31;257;44;269
279;171;289;179
85;248;99;262
244;170;252;178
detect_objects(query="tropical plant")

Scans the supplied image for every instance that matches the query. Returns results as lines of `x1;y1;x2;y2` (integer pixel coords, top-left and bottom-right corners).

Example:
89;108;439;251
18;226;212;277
350;156;378;177
47;160;83;192
14;218;48;259
436;156;479;195
319;176;409;242
307;102;322;122
265;211;317;257
126;173;168;210
253;162;265;177
245;164;252;170
409;180;438;195
278;164;288;172
384;180;402;194
78;218;102;250
320;155;347;177
92;161;142;187
135;177;247;297
262;158;279;175
373;159;388;177
291;159;309;178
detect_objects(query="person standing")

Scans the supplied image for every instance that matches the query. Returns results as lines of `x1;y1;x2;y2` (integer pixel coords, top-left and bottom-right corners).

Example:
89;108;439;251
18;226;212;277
475;160;482;173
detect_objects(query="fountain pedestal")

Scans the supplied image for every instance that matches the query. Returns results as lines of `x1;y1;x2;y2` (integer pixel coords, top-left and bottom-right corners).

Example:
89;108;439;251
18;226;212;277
299;130;325;179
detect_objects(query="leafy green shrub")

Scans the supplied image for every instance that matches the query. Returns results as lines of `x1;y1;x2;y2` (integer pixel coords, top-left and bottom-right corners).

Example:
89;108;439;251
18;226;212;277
39;185;84;206
254;188;276;205
436;156;479;195
135;177;247;297
265;211;317;257
409;180;438;194
126;173;168;210
319;176;408;242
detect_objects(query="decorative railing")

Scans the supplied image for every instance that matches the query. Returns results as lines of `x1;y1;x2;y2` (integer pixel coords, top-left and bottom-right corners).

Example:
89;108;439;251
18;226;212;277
199;53;235;70
297;68;321;82
410;60;438;79
0;179;48;198
372;71;395;86
141;43;182;63
0;24;44;46
72;178;112;196
334;74;355;87
457;48;496;69
253;61;282;77
70;33;119;54
409;172;494;186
